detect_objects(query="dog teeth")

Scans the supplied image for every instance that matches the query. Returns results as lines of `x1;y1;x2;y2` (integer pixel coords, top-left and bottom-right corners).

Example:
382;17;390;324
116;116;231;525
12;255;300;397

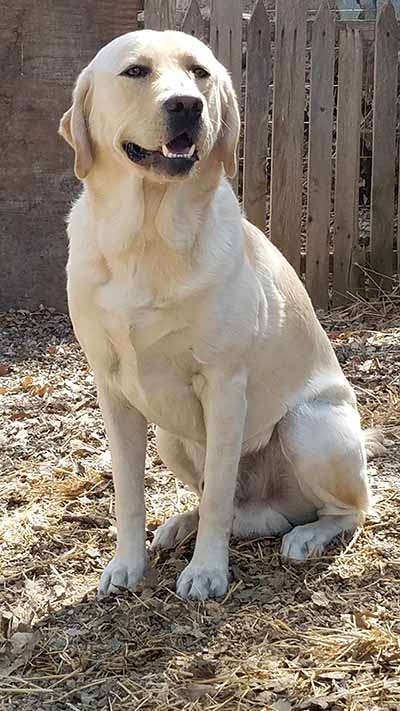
167;153;188;159
161;144;196;159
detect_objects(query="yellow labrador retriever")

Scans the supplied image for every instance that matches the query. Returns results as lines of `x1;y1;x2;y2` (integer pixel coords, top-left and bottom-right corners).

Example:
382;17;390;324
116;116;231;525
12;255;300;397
60;30;381;600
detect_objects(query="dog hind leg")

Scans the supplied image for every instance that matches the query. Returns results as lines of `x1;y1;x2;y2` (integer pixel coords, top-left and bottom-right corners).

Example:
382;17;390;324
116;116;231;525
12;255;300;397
278;400;371;561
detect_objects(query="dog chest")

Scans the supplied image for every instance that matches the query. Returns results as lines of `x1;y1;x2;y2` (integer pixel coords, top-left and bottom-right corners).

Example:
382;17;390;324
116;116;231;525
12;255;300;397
94;303;205;439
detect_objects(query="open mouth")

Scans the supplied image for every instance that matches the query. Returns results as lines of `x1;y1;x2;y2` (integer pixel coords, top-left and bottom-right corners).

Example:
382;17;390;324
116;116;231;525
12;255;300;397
123;132;199;177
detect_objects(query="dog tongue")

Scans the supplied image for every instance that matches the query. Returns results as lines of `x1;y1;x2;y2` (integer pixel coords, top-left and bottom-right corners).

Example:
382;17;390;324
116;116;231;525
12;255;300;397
167;133;192;154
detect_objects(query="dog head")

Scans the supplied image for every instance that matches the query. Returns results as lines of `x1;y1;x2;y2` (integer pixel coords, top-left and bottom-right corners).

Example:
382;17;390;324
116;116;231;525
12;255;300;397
59;30;240;183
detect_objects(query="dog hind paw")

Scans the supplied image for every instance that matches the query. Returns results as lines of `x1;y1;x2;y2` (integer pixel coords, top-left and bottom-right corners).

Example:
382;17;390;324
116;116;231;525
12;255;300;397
150;510;198;551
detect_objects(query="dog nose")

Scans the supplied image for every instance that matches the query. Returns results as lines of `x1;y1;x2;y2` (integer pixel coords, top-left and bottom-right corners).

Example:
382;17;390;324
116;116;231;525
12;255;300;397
164;95;203;117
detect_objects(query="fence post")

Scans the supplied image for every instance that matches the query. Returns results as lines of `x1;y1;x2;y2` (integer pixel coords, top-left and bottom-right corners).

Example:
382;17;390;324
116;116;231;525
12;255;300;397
270;0;306;274
144;0;176;30
243;0;271;233
371;0;399;291
306;0;335;310
333;28;363;305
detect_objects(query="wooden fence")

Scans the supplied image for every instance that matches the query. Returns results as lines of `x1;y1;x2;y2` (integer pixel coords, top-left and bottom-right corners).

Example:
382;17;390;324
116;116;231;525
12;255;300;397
143;0;400;309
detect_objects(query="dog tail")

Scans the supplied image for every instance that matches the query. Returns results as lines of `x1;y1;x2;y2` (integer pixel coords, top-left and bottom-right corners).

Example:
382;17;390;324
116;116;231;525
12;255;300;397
364;428;387;460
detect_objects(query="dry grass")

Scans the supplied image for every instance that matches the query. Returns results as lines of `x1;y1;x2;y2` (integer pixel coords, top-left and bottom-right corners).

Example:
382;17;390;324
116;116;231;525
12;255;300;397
0;302;399;711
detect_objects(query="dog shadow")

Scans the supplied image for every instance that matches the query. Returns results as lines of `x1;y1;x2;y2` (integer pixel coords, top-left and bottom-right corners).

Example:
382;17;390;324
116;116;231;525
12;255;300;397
5;517;397;709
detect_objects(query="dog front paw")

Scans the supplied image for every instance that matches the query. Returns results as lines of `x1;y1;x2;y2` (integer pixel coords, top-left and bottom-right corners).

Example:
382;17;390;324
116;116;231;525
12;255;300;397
98;553;146;597
176;560;229;600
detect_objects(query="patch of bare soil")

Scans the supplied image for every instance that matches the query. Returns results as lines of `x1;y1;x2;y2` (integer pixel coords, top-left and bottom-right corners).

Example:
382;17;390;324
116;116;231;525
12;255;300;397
0;301;399;710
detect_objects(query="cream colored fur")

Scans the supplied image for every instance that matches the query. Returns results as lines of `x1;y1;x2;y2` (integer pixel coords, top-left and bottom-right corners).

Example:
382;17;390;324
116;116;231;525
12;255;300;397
60;30;375;601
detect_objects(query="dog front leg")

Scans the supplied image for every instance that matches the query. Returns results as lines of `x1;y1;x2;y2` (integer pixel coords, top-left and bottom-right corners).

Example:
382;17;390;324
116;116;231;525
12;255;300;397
96;378;148;596
177;368;247;600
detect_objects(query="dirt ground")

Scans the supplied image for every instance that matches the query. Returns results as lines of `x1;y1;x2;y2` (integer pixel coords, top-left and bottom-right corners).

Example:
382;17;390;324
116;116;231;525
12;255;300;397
0;300;399;711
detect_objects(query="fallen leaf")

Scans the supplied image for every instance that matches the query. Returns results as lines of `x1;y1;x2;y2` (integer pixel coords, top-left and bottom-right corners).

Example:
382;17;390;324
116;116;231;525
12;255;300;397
272;700;292;711
54;585;66;599
86;547;101;559
70;439;97;457
311;590;330;608
172;624;206;640
34;382;54;397
257;691;274;704
180;684;217;701
359;359;373;372
0;630;39;677
300;691;348;709
319;671;347;680
187;657;217;680
10;410;32;421
265;673;297;692
0;611;13;638
10;631;35;655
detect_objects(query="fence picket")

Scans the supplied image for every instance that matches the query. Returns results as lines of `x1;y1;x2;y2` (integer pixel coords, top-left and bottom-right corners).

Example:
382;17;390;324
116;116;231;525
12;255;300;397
243;0;271;233
270;0;307;274
398;185;400;279
398;164;400;279
209;1;242;101
371;1;399;290
306;0;335;310
333;28;363;305
144;0;176;30
181;0;205;40
210;1;242;191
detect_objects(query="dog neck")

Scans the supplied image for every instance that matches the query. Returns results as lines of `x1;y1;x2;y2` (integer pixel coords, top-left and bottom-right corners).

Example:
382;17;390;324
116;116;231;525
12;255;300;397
84;152;223;261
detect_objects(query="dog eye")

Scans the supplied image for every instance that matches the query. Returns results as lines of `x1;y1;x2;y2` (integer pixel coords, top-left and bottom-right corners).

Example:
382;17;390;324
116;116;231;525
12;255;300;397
121;65;150;78
192;66;210;80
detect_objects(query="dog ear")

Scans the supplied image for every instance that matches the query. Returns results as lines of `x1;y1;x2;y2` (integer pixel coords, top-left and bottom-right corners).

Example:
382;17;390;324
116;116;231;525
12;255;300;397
218;72;240;178
59;70;93;180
